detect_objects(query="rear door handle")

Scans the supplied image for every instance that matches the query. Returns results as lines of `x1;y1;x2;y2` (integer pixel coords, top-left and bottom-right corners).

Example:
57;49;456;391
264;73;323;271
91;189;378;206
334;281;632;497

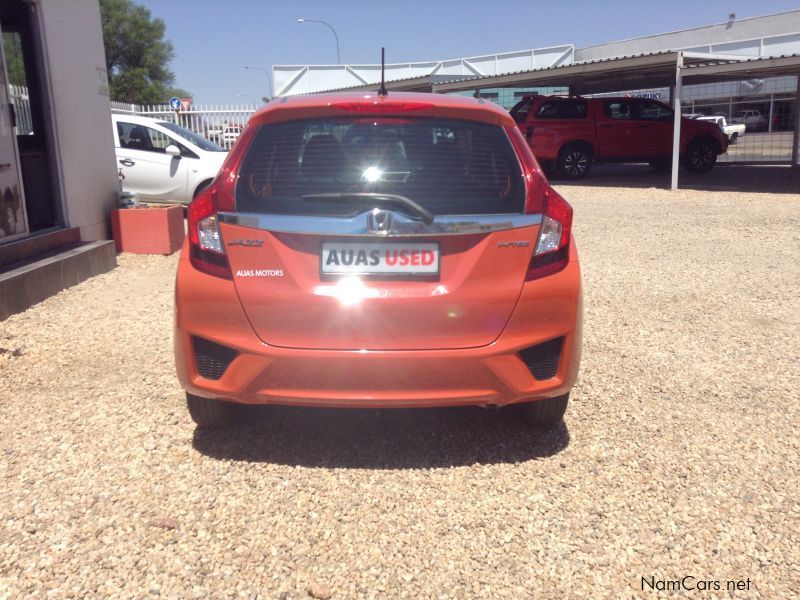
119;158;135;167
599;123;613;128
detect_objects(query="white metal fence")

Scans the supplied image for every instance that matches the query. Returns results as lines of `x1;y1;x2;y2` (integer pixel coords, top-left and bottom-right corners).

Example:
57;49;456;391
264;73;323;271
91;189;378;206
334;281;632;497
9;84;33;135
9;84;796;163
110;101;257;150
684;77;797;164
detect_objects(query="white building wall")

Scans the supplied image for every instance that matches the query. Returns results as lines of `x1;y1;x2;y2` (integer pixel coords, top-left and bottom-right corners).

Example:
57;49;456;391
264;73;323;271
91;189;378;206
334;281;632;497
37;0;118;241
575;10;800;61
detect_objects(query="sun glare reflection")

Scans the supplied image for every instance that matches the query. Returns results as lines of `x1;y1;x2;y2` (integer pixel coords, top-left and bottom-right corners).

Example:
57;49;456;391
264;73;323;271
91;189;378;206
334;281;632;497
362;166;383;182
313;276;380;306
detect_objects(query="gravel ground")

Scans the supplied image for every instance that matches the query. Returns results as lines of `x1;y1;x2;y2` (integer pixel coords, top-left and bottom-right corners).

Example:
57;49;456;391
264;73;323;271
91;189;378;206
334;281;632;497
1;185;799;599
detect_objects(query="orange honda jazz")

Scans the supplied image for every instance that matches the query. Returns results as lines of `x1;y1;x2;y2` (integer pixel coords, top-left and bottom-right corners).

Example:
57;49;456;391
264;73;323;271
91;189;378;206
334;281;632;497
174;91;582;428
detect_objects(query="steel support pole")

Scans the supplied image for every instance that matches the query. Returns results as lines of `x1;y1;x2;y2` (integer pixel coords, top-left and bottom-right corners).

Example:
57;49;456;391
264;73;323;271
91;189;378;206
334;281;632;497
768;94;774;133
792;76;800;168
670;53;684;190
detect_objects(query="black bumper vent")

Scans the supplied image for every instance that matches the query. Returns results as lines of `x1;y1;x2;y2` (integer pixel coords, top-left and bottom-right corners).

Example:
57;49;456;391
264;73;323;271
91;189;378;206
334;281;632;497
519;337;563;381
193;337;238;380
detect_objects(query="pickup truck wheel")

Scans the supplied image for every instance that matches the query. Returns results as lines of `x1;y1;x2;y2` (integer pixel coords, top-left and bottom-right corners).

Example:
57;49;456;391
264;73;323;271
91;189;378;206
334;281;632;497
684;139;718;173
729;132;739;145
509;393;569;429
556;145;592;180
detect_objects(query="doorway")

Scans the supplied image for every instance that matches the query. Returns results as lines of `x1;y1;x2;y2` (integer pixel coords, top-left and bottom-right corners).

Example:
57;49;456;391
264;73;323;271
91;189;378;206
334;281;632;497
0;22;26;242
0;0;60;242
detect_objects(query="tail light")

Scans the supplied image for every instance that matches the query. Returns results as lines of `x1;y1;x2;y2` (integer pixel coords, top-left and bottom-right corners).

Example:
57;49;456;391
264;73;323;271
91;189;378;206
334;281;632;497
187;188;231;279
506;126;573;281
527;188;572;280
332;100;434;113
186;125;255;279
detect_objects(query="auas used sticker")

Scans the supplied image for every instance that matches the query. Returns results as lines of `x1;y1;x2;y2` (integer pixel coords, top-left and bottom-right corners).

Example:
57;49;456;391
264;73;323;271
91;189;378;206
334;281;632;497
321;242;440;275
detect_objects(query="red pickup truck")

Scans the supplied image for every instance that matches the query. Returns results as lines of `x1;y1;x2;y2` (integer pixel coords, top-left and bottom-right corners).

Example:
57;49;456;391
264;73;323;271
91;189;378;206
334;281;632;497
510;95;728;179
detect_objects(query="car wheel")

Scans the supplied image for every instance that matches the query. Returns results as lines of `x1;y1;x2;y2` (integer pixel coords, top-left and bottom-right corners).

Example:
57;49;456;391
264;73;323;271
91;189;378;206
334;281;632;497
729;132;738;145
509;393;569;429
556;144;592;180
684;139;718;173
186;393;238;427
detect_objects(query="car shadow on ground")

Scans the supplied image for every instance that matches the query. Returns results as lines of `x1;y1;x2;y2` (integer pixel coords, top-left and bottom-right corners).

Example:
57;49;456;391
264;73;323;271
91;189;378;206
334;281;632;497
191;405;569;469
552;164;800;193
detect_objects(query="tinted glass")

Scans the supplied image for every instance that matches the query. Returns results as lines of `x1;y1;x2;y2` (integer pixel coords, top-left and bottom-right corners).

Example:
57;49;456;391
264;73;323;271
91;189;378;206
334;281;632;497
158;121;226;152
236;117;525;216
3;32;34;135
509;98;535;123
117;121;197;158
117;122;171;152
637;101;673;121
604;101;632;120
535;99;587;119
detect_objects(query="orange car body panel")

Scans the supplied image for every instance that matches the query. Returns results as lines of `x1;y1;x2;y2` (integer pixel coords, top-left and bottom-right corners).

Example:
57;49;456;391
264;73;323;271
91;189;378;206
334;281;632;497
224;223;539;351
248;91;518;128
174;238;581;408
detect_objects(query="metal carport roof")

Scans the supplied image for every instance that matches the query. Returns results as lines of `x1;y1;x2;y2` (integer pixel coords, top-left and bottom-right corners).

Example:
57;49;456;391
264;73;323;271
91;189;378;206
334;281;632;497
433;52;800;94
323;51;800;96
317;51;800;189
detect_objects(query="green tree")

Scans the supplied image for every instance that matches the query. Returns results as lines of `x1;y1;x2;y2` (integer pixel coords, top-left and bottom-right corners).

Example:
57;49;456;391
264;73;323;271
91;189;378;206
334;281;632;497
100;0;190;105
2;33;27;87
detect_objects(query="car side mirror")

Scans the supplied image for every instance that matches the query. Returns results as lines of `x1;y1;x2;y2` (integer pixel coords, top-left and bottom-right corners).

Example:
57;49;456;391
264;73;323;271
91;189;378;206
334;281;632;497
165;144;181;158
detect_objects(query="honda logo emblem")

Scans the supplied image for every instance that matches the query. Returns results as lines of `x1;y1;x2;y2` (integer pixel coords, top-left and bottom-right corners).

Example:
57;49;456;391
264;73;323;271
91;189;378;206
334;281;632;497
368;209;393;234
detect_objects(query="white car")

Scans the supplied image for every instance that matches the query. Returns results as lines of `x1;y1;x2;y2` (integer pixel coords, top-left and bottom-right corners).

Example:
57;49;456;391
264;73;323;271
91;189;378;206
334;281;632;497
697;116;746;144
112;114;228;205
733;110;767;132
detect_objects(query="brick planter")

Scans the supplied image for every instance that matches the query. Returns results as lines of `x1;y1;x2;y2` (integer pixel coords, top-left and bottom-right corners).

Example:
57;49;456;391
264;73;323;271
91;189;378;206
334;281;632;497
111;205;185;254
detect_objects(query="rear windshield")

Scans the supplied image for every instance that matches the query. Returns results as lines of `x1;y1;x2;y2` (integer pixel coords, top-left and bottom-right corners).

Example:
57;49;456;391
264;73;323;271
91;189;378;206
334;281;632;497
235;117;525;216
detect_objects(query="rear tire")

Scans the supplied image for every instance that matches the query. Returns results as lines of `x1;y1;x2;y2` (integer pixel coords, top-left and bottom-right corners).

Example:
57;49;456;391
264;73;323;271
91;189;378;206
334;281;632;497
186;393;238;427
729;132;738;145
510;393;570;429
684;138;718;173
556;144;592;180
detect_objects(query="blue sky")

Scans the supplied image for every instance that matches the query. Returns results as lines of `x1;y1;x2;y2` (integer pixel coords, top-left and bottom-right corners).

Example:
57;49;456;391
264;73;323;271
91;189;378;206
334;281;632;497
136;0;800;104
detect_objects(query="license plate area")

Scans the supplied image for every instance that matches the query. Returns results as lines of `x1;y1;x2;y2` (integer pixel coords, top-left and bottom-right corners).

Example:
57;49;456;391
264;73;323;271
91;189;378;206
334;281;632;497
321;241;440;277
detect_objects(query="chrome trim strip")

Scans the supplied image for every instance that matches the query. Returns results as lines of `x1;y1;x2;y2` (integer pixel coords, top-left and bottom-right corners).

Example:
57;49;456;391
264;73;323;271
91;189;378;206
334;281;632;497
218;211;542;237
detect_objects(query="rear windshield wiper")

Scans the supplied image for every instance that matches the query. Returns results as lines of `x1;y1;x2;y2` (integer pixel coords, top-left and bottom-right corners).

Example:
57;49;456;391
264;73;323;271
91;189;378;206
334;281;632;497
301;192;434;225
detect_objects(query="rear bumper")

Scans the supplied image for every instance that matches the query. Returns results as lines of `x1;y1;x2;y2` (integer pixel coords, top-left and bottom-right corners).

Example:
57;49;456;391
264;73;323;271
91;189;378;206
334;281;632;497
174;241;582;409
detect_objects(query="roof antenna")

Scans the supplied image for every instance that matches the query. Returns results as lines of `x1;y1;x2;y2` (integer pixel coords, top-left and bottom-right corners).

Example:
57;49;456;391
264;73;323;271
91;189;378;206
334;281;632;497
378;47;388;96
